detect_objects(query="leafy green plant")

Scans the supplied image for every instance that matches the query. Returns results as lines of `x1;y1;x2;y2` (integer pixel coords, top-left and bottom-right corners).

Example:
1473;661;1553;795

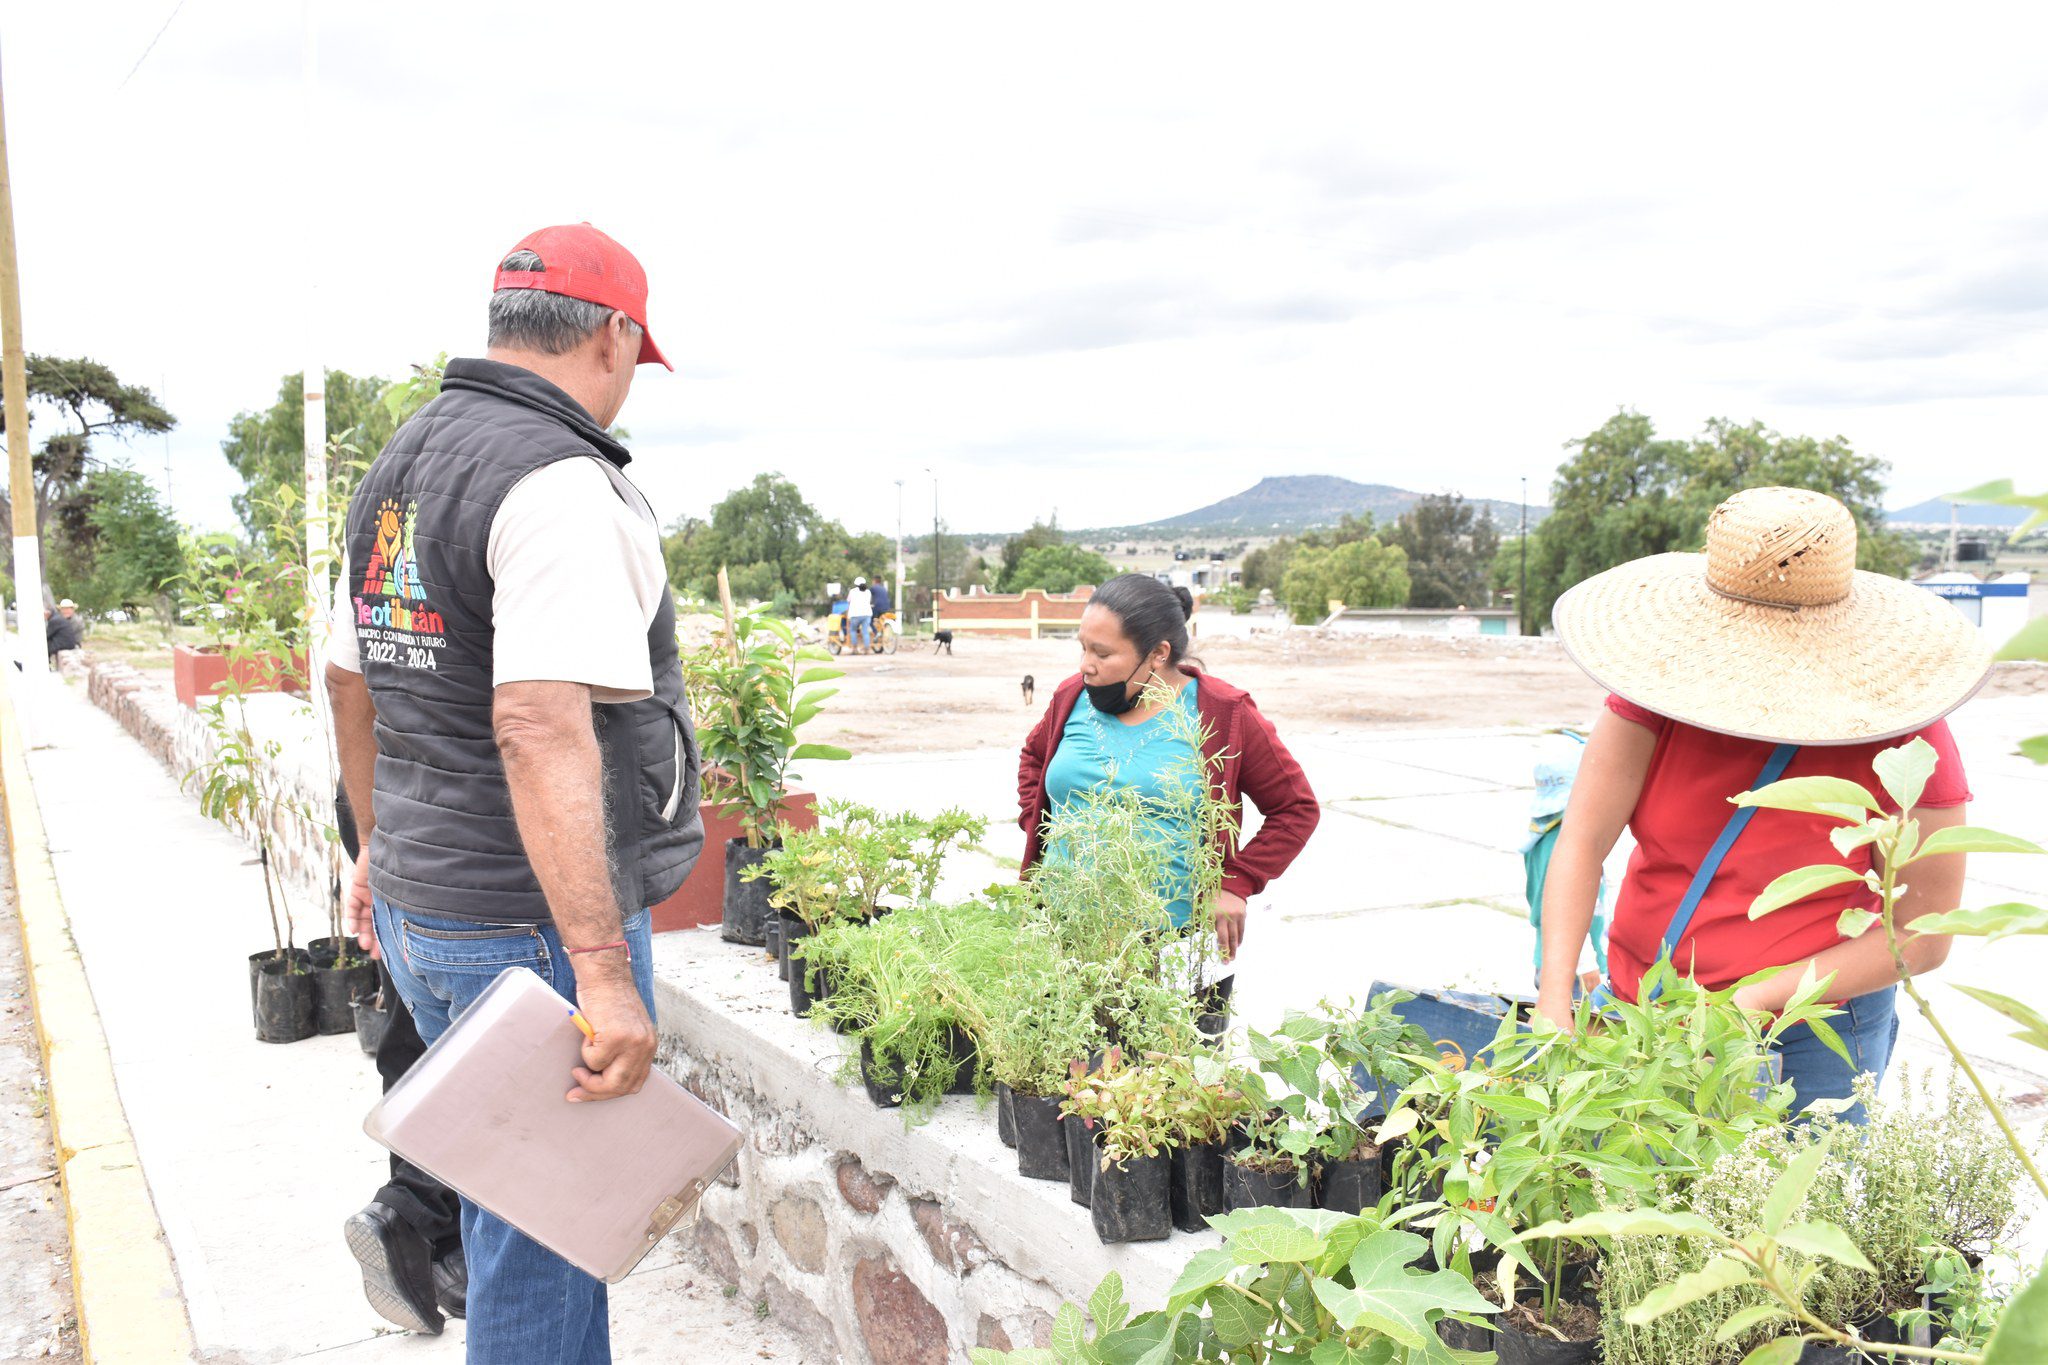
686;582;849;848
746;801;984;927
971;1210;1498;1363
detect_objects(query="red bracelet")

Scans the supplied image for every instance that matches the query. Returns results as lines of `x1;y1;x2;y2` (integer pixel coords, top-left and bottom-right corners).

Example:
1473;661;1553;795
565;940;630;956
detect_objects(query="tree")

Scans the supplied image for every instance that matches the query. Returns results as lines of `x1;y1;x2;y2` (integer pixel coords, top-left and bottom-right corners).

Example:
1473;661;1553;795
53;465;183;614
1280;536;1410;624
660;474;891;609
1523;410;1914;628
0;356;175;595
998;516;1071;590
1005;543;1115;594
220;369;397;544
1387;494;1500;609
1242;514;1379;597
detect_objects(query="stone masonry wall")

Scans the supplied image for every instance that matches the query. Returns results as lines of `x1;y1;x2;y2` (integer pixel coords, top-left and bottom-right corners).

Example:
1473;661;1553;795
83;661;338;934
649;932;1209;1365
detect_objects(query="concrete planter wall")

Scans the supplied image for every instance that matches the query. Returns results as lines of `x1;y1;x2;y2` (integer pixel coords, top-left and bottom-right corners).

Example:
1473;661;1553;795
171;643;306;710
651;789;818;933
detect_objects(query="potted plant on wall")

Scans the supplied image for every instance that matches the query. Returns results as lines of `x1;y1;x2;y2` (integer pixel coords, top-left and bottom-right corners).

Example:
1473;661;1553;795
948;931;1104;1175
688;569;848;946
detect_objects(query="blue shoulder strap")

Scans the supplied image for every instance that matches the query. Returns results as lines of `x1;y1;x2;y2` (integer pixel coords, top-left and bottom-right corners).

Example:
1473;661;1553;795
1658;742;1800;965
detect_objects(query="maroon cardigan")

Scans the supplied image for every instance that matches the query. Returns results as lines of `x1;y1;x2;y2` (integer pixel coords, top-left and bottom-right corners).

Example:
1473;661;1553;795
1016;669;1320;902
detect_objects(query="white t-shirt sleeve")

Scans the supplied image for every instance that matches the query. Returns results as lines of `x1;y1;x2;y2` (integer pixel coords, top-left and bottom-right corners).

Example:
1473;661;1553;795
327;545;362;673
487;458;668;703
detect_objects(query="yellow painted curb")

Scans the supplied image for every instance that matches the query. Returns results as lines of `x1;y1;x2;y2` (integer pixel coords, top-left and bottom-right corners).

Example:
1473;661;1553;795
0;673;196;1363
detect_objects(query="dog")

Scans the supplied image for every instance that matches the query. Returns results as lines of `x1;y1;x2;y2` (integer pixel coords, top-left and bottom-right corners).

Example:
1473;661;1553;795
1021;674;1035;707
934;629;954;655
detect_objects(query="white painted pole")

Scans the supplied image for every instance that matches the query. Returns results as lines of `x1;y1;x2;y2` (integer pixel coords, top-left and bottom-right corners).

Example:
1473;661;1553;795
300;0;339;924
0;43;49;712
893;477;904;637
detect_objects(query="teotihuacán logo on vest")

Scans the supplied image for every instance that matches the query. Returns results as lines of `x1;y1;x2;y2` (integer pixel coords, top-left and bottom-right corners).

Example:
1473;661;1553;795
356;497;447;670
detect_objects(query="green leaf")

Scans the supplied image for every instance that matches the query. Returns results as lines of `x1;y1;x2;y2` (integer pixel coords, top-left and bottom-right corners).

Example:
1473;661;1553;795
1309;1339;1396;1365
1913;826;2048;859
1738;1340;1802;1365
1761;1138;1829;1235
1049;1303;1088;1359
1913;903;2048;941
1229;1220;1328;1266
2018;735;2048;765
1775;1221;1876;1272
1310;1231;1498;1348
1982;1257;2048;1362
1090;1273;1129;1336
1952;985;2048;1051
1166;1249;1238;1306
795;666;845;685
1623;1256;1755;1325
1520;1209;1719;1242
1836;907;1879;939
1714;1305;1790;1341
1205;1285;1267;1348
1749;864;1867;919
1734;776;1879;820
1872;738;1938;813
789;743;852;762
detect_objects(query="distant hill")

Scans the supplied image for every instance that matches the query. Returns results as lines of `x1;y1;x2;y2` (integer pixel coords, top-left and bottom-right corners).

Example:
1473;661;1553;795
1888;497;2033;528
1087;475;1547;538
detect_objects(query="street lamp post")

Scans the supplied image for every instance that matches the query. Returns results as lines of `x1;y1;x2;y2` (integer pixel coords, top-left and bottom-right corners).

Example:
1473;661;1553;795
927;469;942;631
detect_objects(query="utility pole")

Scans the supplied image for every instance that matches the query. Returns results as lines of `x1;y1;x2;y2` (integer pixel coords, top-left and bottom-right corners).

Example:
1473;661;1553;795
926;467;941;632
0;48;47;684
1518;476;1528;637
893;478;905;634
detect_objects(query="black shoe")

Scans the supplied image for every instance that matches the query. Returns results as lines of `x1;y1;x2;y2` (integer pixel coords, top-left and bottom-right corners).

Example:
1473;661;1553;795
344;1202;444;1336
434;1245;467;1321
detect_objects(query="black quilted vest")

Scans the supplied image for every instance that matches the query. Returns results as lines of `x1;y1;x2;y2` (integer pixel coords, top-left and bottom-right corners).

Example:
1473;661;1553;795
343;357;702;923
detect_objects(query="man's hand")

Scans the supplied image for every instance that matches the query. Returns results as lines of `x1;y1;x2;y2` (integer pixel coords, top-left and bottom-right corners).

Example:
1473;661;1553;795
1534;986;1577;1033
1213;891;1248;961
344;849;380;960
567;971;657;1103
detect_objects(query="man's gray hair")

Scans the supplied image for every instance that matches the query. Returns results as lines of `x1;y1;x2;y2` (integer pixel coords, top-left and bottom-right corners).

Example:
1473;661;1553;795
487;249;643;355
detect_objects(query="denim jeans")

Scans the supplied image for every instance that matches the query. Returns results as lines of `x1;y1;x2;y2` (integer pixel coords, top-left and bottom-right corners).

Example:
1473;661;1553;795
1772;984;1900;1125
851;614;873;649
373;896;655;1365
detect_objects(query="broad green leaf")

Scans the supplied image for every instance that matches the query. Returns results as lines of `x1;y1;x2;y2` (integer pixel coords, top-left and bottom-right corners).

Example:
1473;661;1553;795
1872;738;1938;813
1829;823;1880;857
1049;1303;1088;1359
1714;1304;1789;1341
1229;1220;1328;1266
1914;826;2047;859
1775;1221;1876;1272
1952;985;2048;1051
795;666;845;685
971;1350;1058;1365
1836;907;1879;939
1734;776;1879;820
1623;1256;1755;1324
2019;735;2048;765
789;743;852;762
1090;1272;1129;1335
1738;1340;1802;1365
1520;1209;1718;1242
1761;1137;1829;1234
1166;1248;1237;1305
1205;1285;1266;1348
1309;1339;1395;1365
1374;1108;1420;1144
1913;903;2048;941
1982;1257;2048;1362
1749;864;1867;919
1996;618;2048;662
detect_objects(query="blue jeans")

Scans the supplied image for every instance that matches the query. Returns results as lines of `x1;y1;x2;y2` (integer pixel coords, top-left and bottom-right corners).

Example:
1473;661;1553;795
1772;984;1900;1125
373;896;655;1365
851;614;873;649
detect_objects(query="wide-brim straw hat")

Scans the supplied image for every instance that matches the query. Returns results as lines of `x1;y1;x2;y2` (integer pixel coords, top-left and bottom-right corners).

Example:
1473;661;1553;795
1553;486;1993;746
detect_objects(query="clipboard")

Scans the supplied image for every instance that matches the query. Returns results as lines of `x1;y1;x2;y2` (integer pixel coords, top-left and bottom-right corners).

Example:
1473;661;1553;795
364;966;742;1283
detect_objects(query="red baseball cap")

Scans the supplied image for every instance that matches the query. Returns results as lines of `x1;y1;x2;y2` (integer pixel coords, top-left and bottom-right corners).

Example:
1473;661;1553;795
492;223;672;370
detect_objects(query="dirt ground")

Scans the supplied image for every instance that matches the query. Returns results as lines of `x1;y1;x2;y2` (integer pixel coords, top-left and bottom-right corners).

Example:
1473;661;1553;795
803;633;1615;755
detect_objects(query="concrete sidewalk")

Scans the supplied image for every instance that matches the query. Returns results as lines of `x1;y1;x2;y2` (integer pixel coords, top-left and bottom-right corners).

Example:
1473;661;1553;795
20;674;814;1362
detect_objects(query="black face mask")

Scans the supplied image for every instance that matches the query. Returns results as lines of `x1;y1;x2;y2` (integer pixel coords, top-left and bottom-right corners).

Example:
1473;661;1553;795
1085;662;1149;717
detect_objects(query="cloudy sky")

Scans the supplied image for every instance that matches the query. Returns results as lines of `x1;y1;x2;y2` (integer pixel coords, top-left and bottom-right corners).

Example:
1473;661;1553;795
7;3;2047;539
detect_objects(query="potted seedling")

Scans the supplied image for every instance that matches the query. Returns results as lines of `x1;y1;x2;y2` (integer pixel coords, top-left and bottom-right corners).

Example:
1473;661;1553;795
1062;1049;1179;1244
1156;1050;1248;1233
948;936;1103;1177
1222;1069;1316;1211
689;571;848;946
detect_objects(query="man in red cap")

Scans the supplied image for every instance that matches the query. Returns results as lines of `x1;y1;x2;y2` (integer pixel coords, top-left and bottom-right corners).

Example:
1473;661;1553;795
327;224;702;1362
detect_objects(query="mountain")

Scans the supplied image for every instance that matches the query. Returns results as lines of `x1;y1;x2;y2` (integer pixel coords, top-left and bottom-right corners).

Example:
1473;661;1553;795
1887;497;2033;528
1091;475;1547;537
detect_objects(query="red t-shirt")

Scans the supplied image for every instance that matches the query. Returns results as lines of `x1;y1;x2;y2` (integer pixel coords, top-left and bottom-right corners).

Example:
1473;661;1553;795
1604;695;1970;999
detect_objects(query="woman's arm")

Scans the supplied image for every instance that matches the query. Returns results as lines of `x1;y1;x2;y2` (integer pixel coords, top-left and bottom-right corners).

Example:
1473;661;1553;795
1218;701;1320;902
1536;710;1655;1027
1732;803;1968;1011
1017;701;1058;860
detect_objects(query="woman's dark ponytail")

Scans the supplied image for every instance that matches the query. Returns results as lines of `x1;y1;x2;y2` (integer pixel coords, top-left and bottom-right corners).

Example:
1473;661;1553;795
1091;573;1194;667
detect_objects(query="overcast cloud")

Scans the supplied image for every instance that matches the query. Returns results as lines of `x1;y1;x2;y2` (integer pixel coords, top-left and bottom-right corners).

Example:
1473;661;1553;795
6;3;2046;538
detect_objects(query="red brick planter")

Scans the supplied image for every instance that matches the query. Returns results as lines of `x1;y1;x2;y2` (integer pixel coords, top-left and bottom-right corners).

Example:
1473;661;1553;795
651;788;817;933
172;644;307;710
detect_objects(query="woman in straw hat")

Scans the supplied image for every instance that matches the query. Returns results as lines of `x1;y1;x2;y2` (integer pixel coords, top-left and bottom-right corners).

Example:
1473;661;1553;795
1537;486;1993;1120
